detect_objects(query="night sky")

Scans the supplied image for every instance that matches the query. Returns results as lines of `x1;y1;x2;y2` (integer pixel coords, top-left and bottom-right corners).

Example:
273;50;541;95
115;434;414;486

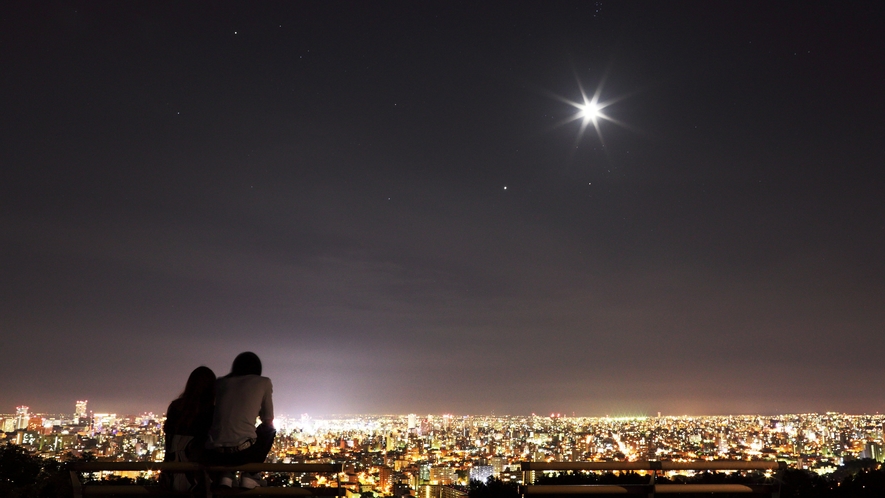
3;2;884;418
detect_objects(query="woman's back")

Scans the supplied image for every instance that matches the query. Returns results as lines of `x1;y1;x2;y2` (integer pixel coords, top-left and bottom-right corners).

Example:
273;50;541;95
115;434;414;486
165;397;213;438
162;366;215;491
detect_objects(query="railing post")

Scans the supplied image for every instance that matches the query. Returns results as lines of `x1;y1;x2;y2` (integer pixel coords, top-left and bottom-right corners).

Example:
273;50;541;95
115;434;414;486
520;462;532;498
647;473;655;498
648;461;661;498
203;468;212;498
70;469;83;498
772;461;786;498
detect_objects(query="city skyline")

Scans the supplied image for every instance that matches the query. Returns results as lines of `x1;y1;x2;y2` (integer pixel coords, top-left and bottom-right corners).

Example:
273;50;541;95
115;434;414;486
5;406;885;479
11;401;885;419
6;406;885;496
2;3;884;416
6;398;885;421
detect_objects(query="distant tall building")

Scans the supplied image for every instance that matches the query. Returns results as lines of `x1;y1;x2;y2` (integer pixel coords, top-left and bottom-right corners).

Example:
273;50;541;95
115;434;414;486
92;413;116;434
419;464;431;483
418;485;467;498
469;466;493;483
408;414;418;432
442;414;452;431
386;432;397;451
75;400;88;423
15;406;29;430
441;486;467;498
379;466;393;489
863;442;884;462
27;416;44;432
430;467;457;485
391;473;411;498
490;457;506;476
417;485;439;498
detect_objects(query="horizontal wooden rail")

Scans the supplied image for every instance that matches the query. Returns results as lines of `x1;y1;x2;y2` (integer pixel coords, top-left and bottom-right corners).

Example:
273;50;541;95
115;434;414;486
522;462;656;472
523;484;645;494
70;462;344;497
70;462;344;473
519;460;784;497
520;460;785;472
73;487;344;496
656;483;765;493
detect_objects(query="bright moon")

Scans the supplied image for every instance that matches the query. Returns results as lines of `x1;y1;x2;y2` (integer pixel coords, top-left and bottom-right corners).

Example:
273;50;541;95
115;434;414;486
578;99;602;122
548;72;631;150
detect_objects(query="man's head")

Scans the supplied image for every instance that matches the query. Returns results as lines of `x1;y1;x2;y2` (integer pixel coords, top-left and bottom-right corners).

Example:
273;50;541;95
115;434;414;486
230;351;262;376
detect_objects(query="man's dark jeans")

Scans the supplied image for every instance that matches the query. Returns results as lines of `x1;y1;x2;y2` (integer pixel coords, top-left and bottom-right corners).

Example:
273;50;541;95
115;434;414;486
206;423;276;466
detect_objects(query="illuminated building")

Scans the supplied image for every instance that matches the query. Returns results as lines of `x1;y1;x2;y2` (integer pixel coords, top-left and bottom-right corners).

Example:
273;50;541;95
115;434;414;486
15;406;29;430
490;457;506;476
442;414;452;431
75;400;88;423
429;467;456;485
469;465;493;483
92;413;117;435
441;486;467;498
1;418;15;432
27;416;44;432
418;485;467;498
391;473;411;498
862;442;884;462
379;466;393;489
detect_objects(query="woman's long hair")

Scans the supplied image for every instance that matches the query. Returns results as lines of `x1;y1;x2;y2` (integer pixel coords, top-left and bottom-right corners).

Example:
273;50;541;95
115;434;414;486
171;366;215;432
228;352;262;377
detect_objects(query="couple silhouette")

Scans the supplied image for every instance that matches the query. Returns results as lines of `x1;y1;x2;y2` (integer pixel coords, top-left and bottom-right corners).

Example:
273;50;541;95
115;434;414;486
162;352;275;490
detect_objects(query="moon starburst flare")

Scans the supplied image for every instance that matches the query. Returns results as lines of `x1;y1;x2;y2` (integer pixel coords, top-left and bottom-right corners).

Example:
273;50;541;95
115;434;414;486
547;71;632;154
564;75;614;147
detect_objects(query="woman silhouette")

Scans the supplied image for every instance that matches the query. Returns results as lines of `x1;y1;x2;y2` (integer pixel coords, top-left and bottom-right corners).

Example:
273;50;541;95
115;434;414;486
162;366;215;491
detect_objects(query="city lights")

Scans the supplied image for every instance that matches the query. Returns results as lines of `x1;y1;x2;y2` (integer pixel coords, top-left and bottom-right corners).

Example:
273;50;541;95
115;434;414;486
3;404;884;492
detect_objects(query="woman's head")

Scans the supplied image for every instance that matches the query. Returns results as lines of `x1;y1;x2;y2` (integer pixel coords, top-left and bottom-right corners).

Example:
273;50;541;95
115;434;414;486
166;366;215;435
230;352;262;376
182;366;216;400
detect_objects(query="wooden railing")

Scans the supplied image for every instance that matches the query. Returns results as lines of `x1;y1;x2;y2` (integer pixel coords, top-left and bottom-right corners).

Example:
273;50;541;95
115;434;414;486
520;460;786;496
70;459;787;497
69;461;344;497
